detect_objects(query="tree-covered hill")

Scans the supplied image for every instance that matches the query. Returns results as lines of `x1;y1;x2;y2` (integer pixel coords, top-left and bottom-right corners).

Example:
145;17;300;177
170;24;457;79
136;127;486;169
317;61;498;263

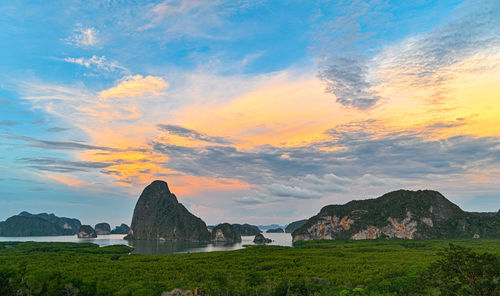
293;190;500;242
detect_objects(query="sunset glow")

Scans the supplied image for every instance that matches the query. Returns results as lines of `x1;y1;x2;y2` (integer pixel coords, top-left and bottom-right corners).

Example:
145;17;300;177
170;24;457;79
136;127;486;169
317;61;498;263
1;0;499;226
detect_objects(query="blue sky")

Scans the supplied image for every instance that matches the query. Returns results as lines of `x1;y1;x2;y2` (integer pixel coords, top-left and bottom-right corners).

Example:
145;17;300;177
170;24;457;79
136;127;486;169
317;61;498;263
0;0;499;226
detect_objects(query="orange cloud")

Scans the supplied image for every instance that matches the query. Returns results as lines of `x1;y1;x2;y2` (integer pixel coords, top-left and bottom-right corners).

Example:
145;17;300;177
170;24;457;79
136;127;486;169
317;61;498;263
99;75;168;98
172;78;365;149
372;50;500;139
45;174;85;187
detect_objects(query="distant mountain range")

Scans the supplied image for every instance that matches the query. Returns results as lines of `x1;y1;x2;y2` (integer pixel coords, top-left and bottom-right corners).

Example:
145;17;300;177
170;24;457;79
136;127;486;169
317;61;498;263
0;212;81;236
258;224;285;231
293;190;500;242
0;212;129;237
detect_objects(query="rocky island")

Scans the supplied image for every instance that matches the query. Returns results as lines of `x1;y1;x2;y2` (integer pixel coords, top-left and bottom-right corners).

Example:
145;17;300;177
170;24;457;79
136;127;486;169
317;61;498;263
253;233;272;244
111;224;130;234
77;225;97;238
0;212;81;236
293;190;500;242
230;223;261;236
125;180;211;241
211;223;241;243
95;223;111;235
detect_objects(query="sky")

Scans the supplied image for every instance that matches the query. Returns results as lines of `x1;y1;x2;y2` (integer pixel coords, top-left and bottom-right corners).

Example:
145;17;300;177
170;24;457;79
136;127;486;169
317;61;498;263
0;0;499;227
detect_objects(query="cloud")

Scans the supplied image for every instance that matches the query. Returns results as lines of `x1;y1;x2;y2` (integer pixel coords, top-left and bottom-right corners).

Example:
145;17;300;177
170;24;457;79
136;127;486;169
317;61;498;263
64;56;128;73
233;195;267;205
357;174;386;186
316;0;500;109
319;56;380;109
315;0;389;109
0;120;19;126
372;0;500;104
47;127;70;132
99;75;168;98
151;119;500;195
157;124;231;144
0;134;118;151
137;0;252;39
65;26;99;47
267;183;322;199
290;173;350;193
19;157;112;173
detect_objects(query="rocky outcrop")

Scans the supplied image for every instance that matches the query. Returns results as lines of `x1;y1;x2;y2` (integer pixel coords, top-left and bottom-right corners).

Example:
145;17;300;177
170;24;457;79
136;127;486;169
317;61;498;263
253;233;272;244
293;190;500;242
231;224;261;236
285;219;308;233
95;223;111;235
111;224;130;234
78;225;97;238
293;215;354;241
125;180;211;242
351;211;418;240
266;228;284;233
211;223;241;243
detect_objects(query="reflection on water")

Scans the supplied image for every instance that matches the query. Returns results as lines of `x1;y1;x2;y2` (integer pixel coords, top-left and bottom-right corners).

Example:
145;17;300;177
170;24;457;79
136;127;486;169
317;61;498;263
0;233;293;255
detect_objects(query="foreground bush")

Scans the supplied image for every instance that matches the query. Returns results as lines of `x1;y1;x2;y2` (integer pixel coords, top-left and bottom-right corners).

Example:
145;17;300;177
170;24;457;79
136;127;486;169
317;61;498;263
428;244;500;296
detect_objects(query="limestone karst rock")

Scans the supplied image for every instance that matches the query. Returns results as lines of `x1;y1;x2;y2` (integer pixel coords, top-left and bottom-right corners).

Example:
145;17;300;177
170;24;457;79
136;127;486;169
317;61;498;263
253;233;272;244
125;180;210;241
293;190;500;242
211;223;241;243
95;223;111;235
78;225;97;238
111;224;130;234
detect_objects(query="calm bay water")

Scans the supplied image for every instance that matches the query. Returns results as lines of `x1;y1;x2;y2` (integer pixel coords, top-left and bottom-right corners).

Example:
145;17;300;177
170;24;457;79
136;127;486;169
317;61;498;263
0;233;293;255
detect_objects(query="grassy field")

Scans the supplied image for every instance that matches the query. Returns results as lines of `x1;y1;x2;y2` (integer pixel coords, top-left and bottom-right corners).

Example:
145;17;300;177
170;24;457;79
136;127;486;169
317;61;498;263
0;239;499;295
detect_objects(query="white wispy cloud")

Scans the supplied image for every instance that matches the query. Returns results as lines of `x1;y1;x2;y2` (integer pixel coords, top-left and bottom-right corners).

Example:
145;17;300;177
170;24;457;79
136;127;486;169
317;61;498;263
64;56;128;73
65;25;99;47
137;0;257;40
317;0;500;109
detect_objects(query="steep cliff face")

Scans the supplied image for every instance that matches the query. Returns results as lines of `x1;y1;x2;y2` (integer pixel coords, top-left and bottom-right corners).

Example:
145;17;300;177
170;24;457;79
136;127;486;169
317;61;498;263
293;190;500;242
126;180;211;242
211;223;241;243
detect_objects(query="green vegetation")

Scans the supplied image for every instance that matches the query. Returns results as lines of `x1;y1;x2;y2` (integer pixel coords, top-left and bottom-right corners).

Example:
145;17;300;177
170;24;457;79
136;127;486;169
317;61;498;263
293;190;500;240
0;212;81;236
285;220;307;234
231;224;261;236
0;239;498;295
